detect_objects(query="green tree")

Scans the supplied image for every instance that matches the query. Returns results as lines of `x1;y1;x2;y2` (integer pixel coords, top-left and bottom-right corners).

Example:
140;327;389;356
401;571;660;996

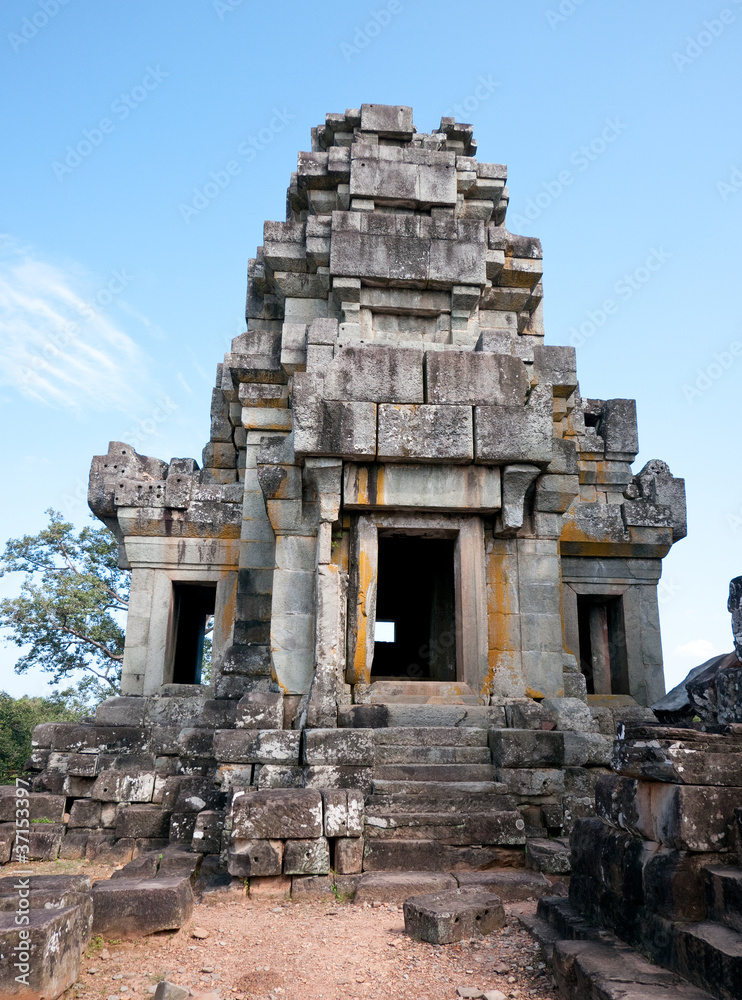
0;690;86;783
0;510;128;700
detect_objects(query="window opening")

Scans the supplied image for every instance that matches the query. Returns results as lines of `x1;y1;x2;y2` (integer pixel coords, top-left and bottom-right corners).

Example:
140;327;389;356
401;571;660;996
171;583;216;685
576;595;629;695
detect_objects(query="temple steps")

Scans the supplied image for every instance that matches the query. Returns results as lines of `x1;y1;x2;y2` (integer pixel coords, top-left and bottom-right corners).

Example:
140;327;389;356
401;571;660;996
373;744;490;764
372;763;496;783
339;703;503;729
372;726;489;747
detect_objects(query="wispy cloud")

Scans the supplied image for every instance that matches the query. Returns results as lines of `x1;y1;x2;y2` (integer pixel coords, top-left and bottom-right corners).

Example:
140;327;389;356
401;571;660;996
674;639;718;660
0;235;155;415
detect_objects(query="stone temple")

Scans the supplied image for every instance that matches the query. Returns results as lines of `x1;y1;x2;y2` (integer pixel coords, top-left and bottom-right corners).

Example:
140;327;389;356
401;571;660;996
14;106;742;1000
89;102;686;719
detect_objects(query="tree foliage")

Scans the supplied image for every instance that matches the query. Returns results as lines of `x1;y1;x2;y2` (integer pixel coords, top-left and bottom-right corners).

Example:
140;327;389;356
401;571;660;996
0;510;128;697
0;690;87;783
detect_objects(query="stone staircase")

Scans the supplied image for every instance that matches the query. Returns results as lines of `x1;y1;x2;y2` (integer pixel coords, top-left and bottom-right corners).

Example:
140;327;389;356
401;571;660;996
361;724;527;871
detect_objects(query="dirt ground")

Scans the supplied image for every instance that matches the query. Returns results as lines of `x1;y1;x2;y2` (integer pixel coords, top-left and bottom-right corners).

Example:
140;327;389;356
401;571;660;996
22;859;559;1000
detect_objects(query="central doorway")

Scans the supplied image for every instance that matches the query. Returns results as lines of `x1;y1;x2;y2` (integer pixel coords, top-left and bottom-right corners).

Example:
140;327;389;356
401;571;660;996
371;535;457;681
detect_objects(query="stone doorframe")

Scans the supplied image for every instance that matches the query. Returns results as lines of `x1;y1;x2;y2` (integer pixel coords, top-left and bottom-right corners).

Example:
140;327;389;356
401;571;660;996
344;512;489;694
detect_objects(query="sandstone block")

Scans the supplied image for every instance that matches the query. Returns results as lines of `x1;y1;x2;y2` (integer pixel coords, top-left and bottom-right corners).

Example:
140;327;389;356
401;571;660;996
213;730;300;764
255;765;304;789
0;791;65;823
283;837;331;875
488;729;564;768
235;692;284;730
403;887;505;944
90;876;194;937
323;346;424;403
91;770;155;802
376;404;473;462
474;383;553;464
334;835;364;874
304;766;373;794
322;789;364;837
231;788;323;840
0;904;92;1000
114;805;171;840
541;698;598;733
228;839;283;877
525;838;571;874
425;350;528;406
303;729;375;766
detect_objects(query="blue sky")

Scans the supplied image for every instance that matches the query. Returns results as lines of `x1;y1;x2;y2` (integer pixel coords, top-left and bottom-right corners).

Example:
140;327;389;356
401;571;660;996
1;0;740;699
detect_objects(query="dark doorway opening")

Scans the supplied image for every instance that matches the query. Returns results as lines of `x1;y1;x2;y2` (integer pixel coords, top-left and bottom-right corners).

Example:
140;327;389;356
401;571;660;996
171;583;216;685
371;536;456;681
577;595;629;695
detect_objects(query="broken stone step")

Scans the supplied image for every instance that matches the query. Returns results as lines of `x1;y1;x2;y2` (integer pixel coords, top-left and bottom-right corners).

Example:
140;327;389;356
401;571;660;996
374;745;491;764
364;810;525;845
372;780;501;796
362;838;525;872
672;919;742;998
373;764;496;782
367;791;516;814
354;870;457;903
404;886;505;944
521;911;716;1000
705;865;742;934
456;869;553;901
339;704;505;730
372;726;488;747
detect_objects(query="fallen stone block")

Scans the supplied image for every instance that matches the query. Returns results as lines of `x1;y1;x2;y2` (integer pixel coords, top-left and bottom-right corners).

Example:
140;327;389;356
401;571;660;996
0;903;93;1000
403;887;505;944
90;876;194;937
0;874;92;913
283;837;331;875
111;853;160;880
154;981;190;1000
231;788;323;840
